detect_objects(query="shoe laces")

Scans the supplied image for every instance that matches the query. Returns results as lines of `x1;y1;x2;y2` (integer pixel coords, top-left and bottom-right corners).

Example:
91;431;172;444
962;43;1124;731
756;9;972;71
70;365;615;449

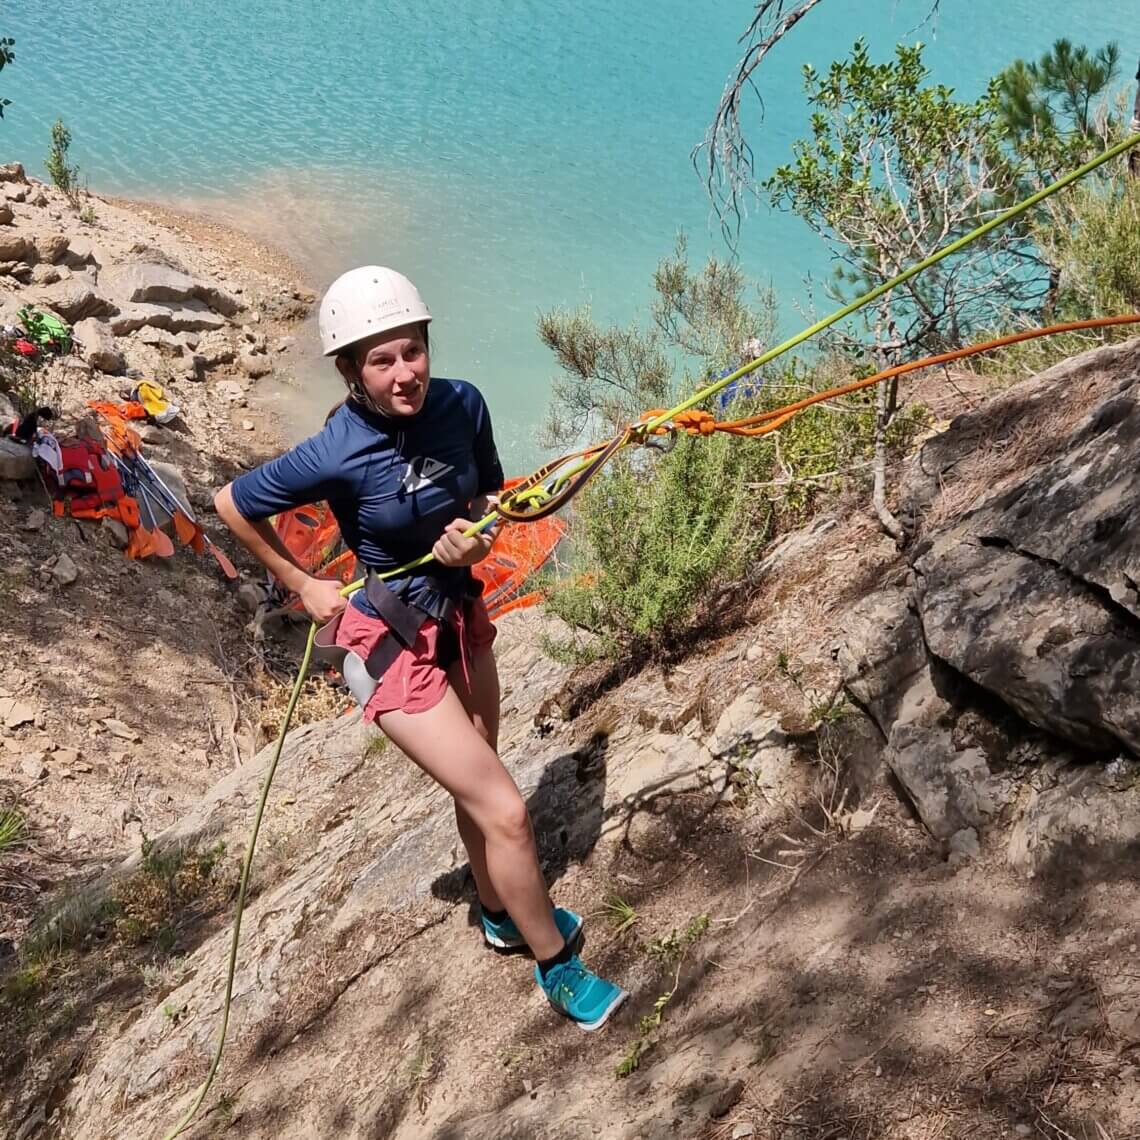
548;957;588;1002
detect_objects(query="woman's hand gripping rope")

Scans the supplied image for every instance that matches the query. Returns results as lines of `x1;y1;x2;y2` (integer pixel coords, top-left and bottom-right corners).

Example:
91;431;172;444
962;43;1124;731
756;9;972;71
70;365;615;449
433;494;503;568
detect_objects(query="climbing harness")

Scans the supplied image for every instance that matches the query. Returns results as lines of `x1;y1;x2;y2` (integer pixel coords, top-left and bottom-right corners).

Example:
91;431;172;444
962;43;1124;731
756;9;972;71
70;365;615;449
159;131;1140;1139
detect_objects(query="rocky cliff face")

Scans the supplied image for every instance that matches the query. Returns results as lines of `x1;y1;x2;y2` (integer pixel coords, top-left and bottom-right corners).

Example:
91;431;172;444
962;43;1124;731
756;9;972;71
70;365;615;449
6;340;1140;1140
0;162;312;476
840;337;1140;864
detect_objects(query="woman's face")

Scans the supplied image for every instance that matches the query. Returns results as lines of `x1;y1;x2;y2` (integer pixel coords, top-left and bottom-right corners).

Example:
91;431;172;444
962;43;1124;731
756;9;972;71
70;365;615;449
338;322;430;416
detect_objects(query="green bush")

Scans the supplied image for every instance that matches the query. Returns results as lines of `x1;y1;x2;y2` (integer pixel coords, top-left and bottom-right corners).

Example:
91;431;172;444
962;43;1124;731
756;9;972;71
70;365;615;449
545;361;928;655
1047;179;1140;316
537;238;933;658
44;118;82;209
971;174;1140;380
548;435;770;652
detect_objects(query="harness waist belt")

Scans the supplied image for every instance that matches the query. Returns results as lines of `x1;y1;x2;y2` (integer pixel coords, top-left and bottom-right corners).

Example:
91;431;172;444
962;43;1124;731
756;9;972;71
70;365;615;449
311;571;467;710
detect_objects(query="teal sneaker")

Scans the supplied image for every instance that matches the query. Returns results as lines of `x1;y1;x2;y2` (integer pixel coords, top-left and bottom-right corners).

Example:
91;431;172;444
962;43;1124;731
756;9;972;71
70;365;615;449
536;955;628;1031
482;906;583;952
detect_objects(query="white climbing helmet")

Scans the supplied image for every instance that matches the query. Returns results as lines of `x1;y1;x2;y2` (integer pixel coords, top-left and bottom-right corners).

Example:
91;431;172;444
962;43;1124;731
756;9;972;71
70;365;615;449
318;266;432;357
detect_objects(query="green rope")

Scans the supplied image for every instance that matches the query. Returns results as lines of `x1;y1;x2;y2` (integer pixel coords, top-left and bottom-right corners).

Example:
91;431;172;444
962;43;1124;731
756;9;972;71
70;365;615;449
158;130;1140;1139
160;623;318;1140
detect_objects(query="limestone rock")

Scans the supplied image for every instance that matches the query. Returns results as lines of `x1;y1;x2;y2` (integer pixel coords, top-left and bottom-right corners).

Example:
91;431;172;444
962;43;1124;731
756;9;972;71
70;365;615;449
101;262;193;304
829;340;1140;841
29;263;62;287
73;317;125;374
102;718;142;744
101;262;242;317
0;697;36;729
835;587;926;730
238;349;272;378
108;307;155;336
0;162;27;183
0;438;34;480
169;353;205;382
134;325;185;355
47;553;79;587
21;753;47;781
62;354;92;378
213;379;245;403
32;279;116;323
838;589;1007;839
948;827;980;865
706;689;798;798
1;182;27;203
901;336;1140;529
23;509;46;532
195;330;236;367
1007;764;1140;875
33;233;70;264
0;233;32;262
108;300;225;335
0;260;32;283
241;418;255;431
62;235;105;269
614;732;716;802
102;517;129;549
240;325;266;349
0;203;12;226
913;361;1140;755
144;461;191;529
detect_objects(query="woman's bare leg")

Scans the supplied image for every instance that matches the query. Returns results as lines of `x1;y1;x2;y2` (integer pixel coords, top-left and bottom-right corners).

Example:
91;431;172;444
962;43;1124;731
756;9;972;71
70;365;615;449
447;649;503;912
377;684;563;960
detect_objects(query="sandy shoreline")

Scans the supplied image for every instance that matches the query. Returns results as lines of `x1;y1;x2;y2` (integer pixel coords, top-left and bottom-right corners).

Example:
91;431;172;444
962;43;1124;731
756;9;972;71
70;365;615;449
107;189;335;445
105;193;312;300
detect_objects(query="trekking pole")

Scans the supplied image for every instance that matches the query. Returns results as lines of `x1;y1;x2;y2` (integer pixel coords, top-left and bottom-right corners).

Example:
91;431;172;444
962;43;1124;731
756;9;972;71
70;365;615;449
131;458;238;578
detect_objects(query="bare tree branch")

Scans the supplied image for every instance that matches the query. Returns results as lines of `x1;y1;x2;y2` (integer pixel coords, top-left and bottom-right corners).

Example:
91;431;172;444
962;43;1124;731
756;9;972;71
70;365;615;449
695;0;944;237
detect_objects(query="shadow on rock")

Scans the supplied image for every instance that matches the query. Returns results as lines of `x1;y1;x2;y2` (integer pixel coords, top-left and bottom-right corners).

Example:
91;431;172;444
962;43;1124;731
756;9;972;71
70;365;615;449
428;733;609;926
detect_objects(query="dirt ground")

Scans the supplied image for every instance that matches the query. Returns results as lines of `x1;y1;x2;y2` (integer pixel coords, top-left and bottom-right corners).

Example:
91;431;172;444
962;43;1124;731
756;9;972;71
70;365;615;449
0;188;317;955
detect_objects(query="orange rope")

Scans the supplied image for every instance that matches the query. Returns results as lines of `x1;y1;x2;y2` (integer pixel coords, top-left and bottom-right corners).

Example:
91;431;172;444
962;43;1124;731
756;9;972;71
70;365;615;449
643;314;1140;440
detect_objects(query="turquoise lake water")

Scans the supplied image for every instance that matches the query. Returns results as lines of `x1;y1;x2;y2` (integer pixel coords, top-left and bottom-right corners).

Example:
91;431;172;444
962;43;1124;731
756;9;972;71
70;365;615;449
5;1;1135;468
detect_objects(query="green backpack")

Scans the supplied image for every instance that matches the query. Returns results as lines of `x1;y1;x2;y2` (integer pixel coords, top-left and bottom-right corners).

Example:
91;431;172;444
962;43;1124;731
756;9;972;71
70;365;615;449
17;306;72;354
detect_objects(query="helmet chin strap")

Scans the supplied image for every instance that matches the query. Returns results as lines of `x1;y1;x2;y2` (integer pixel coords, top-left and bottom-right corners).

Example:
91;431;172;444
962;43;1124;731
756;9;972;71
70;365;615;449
348;375;385;416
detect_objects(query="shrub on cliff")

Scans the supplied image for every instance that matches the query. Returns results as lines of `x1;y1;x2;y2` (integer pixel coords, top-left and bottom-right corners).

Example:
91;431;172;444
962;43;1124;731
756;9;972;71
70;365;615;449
537;242;926;657
1042;179;1140;316
0;35;14;120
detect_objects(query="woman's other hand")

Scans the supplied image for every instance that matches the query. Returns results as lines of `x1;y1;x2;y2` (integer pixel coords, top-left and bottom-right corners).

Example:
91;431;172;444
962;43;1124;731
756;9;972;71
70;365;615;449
298;576;348;624
432;518;496;567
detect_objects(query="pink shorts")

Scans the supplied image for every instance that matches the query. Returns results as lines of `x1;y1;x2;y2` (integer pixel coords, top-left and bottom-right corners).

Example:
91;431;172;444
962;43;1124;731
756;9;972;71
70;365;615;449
333;596;497;719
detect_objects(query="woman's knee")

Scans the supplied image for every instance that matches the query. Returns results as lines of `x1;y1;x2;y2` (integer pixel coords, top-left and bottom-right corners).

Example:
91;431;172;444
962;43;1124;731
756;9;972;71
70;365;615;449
480;789;531;845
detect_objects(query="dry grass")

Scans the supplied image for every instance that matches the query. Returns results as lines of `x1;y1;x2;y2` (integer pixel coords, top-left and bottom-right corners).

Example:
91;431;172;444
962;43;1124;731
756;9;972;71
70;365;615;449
916;361;1123;536
253;671;351;743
